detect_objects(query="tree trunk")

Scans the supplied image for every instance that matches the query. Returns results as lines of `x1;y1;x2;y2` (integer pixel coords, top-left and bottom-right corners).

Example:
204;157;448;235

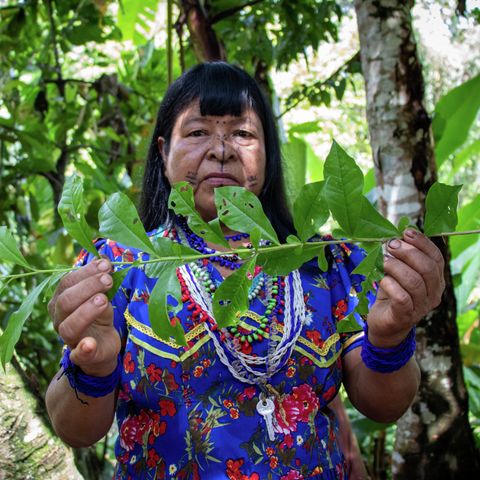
354;1;480;478
0;362;83;480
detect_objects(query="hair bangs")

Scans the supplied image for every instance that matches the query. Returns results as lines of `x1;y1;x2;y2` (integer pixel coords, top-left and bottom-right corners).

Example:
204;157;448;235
197;65;254;117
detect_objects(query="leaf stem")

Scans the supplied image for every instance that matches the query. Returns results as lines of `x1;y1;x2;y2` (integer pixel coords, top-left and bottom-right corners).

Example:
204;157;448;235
1;229;478;281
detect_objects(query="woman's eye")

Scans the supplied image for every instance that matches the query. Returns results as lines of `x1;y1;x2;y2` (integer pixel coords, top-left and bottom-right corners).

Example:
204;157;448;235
235;130;253;138
188;130;206;137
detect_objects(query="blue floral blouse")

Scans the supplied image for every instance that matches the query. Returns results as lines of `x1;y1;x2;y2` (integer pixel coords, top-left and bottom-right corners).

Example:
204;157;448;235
74;227;369;480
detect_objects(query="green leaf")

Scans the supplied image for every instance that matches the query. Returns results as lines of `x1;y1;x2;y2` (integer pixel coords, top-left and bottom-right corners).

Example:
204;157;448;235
215;187;280;245
423;183;462;236
58;174;98;258
353;198;400;239
257;243;320;276
107;266;132;301
212;256;256;328
99;192;156;256
0;278;50;368
0;226;31;269
352;245;383;276
117;0;158;44
443;139;480;181
317;246;328;272
288;121;321;134
282;136;307;207
397;216;411;232
323;141;364;235
336;313;362;333
450;194;480;259
148;263;186;346
151;236;198;262
293;181;329;241
169;183;229;248
362;168;376;195
433;74;480;167
455;253;480;314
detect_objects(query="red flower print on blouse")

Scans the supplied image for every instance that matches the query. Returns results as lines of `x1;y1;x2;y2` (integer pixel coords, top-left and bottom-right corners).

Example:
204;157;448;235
146;363;162;383
108;240;125;259
322;385;336;402
333;299;347;320
274;395;300;434
147;448;161;468
163;370;179;391
280;470;305;480
280;434;294;450
291;384;320;422
159;399;176;416
237;386;256;403
123;351;135;374
119;410;151;451
305;329;325;348
122;250;135;263
226;458;259;480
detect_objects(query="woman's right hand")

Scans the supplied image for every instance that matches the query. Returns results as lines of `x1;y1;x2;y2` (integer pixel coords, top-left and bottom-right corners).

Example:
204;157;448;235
48;258;121;377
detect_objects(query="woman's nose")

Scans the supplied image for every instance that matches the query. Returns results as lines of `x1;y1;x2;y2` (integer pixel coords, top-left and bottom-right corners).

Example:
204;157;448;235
206;133;236;162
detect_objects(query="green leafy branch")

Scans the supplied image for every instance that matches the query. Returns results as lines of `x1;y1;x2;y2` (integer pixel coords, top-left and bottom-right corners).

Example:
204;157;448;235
0;141;477;368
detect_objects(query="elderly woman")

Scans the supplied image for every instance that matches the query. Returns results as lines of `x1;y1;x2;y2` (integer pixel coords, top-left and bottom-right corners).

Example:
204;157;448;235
46;62;444;479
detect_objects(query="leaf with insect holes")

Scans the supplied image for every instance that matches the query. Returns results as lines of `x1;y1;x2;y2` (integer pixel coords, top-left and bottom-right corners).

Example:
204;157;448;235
168;182;229;248
293;181;329;241
99;192;157;256
213;255;257;328
58;174;98;257
424;182;462;236
148;262;186;346
0;278;50;368
323;141;364;236
214;186;279;245
0;226;31;269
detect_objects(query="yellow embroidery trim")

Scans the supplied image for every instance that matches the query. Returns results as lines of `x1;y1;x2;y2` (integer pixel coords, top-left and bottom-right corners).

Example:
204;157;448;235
129;333;211;363
294;345;341;369
237;310;340;358
125;309;206;347
342;331;364;352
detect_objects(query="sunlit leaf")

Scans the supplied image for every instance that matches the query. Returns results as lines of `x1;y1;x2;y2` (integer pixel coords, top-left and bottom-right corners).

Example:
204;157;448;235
0;278;50;368
354;198;400;239
257;243;320;276
213;255;256;328
99;192;157;256
424;183;462;236
323;141;363;235
352;244;383;276
450;194;480;259
293;181;329;241
337;313;362;333
0;226;31;269
169;182;229;248
58;174;98;258
433;73;480;167
215;186;279;245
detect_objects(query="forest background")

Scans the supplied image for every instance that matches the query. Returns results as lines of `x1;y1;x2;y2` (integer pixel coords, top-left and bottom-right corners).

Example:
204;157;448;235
0;0;479;479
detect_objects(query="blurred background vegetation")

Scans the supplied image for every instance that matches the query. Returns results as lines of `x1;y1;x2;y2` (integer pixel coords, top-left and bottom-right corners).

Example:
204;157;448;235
0;0;479;478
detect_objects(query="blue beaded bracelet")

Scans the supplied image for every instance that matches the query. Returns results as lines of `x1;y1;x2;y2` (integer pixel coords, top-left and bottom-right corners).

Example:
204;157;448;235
59;346;121;404
361;323;416;373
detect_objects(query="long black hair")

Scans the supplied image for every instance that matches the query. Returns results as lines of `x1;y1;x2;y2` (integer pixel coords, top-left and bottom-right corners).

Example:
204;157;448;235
139;62;294;242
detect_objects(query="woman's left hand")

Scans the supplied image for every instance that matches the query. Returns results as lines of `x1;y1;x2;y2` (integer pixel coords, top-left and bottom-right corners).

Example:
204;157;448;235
366;229;446;348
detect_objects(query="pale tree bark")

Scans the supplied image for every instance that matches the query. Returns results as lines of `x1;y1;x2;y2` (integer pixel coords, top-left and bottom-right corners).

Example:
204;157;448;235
354;1;480;478
0;362;83;480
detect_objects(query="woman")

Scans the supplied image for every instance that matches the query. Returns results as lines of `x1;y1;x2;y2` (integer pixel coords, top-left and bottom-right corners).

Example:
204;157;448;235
46;62;445;479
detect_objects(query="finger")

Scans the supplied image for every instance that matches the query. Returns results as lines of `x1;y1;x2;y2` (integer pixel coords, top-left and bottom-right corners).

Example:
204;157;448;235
69;336;100;366
377;275;415;324
402;229;445;276
57;294;113;344
70;336;120;376
386;239;443;301
383;256;428;315
53;271;113;328
48;258;112;317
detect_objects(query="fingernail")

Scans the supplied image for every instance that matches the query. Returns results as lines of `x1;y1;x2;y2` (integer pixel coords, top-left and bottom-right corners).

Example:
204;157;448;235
97;259;110;272
405;229;418;238
388;239;401;249
100;274;112;286
94;295;106;306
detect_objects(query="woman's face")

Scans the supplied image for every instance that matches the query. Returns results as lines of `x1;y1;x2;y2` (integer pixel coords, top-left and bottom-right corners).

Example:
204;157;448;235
159;102;267;222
